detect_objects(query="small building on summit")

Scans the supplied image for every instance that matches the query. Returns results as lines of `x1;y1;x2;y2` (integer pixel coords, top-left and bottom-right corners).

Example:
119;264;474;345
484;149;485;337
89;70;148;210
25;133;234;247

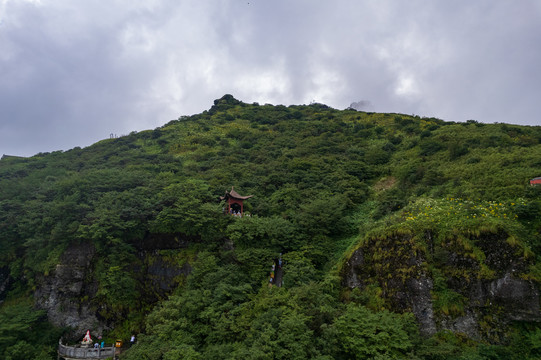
530;177;541;186
221;187;253;216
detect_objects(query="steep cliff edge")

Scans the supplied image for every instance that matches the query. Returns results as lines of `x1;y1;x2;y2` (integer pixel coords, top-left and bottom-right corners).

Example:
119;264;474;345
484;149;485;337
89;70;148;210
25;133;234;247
33;234;194;337
34;242;100;334
342;227;540;342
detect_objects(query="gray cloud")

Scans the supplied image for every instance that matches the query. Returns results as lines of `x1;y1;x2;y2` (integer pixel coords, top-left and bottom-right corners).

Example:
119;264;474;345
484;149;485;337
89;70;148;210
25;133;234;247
1;0;540;157
349;101;373;111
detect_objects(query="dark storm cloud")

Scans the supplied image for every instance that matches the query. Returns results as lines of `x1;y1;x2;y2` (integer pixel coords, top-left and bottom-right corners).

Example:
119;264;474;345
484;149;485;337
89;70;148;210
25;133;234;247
1;0;540;157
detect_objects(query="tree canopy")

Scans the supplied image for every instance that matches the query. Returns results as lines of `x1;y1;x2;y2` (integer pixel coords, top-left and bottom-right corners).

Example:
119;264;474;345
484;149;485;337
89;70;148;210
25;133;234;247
1;95;541;359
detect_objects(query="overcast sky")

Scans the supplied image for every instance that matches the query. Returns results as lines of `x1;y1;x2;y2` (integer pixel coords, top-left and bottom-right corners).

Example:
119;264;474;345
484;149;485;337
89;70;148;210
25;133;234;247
1;0;540;157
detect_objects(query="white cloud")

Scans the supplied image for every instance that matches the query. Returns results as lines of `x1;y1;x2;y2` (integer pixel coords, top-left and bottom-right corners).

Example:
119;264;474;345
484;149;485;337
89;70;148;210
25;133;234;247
1;0;540;156
395;74;419;98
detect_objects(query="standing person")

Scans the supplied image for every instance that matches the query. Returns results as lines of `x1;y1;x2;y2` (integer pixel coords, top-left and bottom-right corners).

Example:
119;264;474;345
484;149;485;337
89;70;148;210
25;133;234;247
130;334;136;347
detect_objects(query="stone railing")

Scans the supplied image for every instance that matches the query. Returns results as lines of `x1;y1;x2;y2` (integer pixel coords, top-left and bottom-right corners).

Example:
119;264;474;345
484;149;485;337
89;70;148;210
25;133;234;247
58;342;116;359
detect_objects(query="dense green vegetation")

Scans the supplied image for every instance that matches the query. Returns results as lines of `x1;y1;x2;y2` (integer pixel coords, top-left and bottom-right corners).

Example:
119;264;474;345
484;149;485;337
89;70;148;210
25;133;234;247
1;95;540;359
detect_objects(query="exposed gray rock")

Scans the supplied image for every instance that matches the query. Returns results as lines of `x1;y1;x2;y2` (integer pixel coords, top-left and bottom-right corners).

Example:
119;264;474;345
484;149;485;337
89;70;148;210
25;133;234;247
342;230;541;342
34;237;195;338
343;248;364;288
440;311;479;339
34;242;101;336
407;277;437;336
488;273;540;321
146;256;192;293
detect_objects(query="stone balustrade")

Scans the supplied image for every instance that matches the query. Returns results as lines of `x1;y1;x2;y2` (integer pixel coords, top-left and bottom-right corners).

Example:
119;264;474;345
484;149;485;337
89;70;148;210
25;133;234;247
58;342;116;359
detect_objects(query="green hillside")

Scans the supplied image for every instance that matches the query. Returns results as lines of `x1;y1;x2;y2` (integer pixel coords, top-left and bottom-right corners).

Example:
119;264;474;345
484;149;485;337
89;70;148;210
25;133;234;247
1;95;540;359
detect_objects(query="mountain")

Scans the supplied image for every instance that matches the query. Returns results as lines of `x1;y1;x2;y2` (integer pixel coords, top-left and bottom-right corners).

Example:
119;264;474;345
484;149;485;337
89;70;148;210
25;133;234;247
1;94;540;359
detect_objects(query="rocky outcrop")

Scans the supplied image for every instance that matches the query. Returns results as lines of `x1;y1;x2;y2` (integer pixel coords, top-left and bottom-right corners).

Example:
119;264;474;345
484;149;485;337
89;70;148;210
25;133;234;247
34;242;100;335
487;273;539;320
405;276;437;335
342;229;540;341
34;234;194;338
343;232;438;336
343;247;364;289
139;251;192;301
438;274;540;339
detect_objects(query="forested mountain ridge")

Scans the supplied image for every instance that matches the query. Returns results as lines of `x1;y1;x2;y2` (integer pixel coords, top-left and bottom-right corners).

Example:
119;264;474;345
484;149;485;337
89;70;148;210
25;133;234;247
1;94;541;359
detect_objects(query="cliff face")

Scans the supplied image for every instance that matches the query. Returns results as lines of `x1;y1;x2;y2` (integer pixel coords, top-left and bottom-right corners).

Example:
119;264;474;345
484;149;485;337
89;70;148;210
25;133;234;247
34;242;100;334
33;235;193;337
342;229;540;341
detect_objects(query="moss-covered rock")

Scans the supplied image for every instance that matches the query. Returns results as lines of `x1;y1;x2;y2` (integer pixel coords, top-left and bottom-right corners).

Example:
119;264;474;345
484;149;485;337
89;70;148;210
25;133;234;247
342;225;540;342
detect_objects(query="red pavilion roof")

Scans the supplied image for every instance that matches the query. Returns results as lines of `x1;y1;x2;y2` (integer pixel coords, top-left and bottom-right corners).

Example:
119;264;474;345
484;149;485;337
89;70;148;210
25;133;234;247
220;187;253;200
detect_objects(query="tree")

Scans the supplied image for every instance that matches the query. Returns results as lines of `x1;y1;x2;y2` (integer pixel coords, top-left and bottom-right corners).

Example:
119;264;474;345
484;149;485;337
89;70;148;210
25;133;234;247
326;304;418;359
